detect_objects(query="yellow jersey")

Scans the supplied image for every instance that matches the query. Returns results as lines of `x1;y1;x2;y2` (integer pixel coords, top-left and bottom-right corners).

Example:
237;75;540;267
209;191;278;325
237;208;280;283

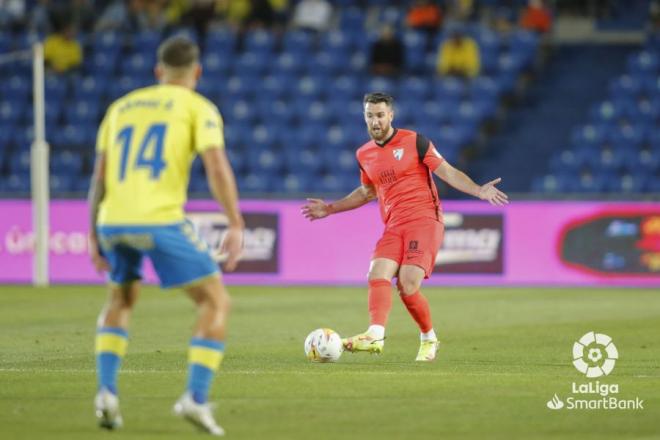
96;84;224;225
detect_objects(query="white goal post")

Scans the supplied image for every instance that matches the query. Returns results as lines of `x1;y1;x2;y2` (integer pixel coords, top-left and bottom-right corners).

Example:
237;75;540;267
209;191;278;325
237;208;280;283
30;42;49;286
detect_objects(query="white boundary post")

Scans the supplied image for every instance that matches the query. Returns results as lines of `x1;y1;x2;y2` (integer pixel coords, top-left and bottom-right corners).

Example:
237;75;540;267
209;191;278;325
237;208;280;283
30;42;49;286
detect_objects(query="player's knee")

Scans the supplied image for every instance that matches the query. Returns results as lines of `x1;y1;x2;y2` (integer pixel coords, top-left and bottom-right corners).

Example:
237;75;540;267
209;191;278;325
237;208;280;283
397;277;420;296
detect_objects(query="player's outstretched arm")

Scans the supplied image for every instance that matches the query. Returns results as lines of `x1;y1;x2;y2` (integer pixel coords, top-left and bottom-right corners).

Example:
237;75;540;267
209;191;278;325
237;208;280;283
301;184;376;221
201;147;245;272
433;161;509;206
87;153;110;273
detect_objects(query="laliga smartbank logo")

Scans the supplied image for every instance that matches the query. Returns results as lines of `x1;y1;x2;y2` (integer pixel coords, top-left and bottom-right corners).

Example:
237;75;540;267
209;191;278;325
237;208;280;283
572;331;617;377
546;332;644;411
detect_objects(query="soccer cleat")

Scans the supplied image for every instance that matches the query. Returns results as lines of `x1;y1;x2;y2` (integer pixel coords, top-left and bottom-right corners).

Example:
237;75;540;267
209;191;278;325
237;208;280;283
342;333;384;354
173;393;225;436
415;340;440;362
94;388;123;430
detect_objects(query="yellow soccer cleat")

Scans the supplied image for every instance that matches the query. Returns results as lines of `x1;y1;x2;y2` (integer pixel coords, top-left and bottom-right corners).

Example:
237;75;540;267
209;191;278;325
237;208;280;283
415;340;440;362
342;333;384;354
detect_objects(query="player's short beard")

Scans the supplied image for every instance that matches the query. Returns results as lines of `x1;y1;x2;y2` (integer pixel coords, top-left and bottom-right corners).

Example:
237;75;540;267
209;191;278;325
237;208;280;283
369;124;389;141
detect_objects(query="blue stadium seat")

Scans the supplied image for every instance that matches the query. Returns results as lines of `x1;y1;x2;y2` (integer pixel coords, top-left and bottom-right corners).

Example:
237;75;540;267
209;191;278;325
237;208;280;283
168;27;199;44
2;75;30;101
399;77;432;102
233;52;271;77
7;150;30;175
12;126;34;150
366;76;398;96
64;100;100;125
225;148;246;174
244;30;276;55
282;30;314;54
3;173;30;192
283;148;323;174
121;53;155;77
470;76;501;101
131;31;161;54
0;100;26;125
260;99;295;125
202;52;231;77
609;74;643;101
306;51;343;77
50;174;75;192
432;77;466;101
44;75;68;101
274;173;315;193
75;76;105;101
205;29;236;55
627;51;659;76
272;53;305;76
571;124;607;148
0;123;13;148
339;8;366;31
92;32;122;56
238;172;272;193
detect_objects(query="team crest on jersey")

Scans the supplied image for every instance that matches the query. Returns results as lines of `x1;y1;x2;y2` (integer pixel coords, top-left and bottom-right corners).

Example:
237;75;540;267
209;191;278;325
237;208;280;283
393;148;404;161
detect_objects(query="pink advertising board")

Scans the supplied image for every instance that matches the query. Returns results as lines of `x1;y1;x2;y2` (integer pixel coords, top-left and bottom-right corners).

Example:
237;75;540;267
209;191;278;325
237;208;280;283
0;200;658;286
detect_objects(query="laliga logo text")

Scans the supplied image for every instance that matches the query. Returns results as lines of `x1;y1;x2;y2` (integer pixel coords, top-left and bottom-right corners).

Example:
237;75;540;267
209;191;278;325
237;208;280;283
546;332;644;411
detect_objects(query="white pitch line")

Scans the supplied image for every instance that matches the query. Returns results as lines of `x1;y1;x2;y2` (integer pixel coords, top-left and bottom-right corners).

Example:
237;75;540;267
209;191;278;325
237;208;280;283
0;368;657;378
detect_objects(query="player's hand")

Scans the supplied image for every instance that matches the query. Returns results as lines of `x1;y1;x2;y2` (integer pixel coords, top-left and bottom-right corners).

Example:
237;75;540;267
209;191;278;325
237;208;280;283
478;178;509;206
220;226;243;272
88;235;110;273
301;198;330;221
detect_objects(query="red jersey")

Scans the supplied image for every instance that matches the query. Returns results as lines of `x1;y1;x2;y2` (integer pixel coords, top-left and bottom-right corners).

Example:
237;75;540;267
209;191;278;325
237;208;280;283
356;128;444;226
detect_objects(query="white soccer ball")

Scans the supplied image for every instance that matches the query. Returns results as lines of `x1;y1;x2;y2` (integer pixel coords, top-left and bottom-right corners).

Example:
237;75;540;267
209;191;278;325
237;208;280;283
304;328;343;363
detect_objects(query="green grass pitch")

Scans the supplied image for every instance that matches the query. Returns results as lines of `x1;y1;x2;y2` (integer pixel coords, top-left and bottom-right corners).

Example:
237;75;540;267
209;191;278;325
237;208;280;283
0;285;658;439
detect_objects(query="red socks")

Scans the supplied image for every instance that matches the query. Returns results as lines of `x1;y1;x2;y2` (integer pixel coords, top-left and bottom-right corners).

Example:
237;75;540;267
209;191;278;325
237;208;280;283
368;279;392;326
400;291;433;333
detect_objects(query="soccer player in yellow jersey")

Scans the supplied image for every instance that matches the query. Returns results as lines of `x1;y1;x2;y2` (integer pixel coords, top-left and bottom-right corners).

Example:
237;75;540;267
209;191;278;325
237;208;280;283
87;36;243;436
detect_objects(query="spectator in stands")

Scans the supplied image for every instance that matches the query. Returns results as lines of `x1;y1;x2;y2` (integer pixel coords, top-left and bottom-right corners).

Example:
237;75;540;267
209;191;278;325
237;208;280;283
182;0;218;36
370;25;404;77
437;29;480;79
0;0;26;32
520;0;552;34
144;0;167;32
217;0;251;30
44;16;82;74
406;0;443;35
95;0;148;33
292;0;332;32
28;0;53;34
270;0;290;29
71;0;96;33
245;0;275;29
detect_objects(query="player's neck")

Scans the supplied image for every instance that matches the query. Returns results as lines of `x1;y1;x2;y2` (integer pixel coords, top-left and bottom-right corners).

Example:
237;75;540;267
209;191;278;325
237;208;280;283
160;78;195;90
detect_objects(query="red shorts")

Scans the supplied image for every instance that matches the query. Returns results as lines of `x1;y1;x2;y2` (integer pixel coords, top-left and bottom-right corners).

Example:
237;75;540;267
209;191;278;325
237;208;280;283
372;220;444;278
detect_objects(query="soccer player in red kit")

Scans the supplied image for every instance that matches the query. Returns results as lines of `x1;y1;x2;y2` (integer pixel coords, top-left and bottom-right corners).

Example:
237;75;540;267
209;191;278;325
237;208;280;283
301;93;508;361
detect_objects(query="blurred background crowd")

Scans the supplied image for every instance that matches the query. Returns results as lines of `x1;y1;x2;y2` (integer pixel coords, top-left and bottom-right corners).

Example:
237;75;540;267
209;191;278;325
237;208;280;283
0;0;658;199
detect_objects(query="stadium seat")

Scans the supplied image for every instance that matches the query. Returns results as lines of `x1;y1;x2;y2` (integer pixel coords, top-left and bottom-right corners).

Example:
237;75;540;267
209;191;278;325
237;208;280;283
205;29;236;55
244;30;276;55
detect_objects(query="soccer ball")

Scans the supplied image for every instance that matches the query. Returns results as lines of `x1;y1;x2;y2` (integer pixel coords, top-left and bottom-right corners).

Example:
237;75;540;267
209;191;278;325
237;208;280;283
304;328;343;362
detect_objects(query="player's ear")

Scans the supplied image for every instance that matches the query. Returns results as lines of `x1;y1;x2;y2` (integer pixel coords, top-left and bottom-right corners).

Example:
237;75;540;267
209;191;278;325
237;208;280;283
195;63;202;81
154;64;163;82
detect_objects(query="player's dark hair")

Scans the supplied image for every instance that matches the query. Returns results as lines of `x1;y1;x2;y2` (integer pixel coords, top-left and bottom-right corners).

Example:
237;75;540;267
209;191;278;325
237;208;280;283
157;36;200;69
363;92;394;107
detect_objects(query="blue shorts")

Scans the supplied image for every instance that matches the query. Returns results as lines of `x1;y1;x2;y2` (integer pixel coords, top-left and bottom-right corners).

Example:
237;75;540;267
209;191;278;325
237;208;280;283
97;222;219;288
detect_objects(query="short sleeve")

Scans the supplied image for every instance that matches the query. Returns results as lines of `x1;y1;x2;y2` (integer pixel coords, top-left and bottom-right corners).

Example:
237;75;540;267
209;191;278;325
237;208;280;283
423;141;444;171
96;110;111;154
194;100;225;153
356;151;373;185
359;165;372;185
416;133;444;171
